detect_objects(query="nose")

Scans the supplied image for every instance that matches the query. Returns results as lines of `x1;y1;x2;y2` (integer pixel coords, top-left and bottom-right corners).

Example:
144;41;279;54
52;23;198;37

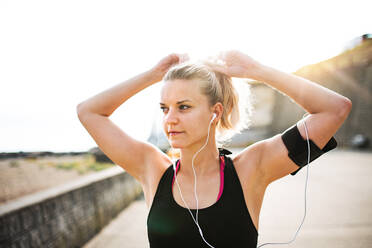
164;107;179;126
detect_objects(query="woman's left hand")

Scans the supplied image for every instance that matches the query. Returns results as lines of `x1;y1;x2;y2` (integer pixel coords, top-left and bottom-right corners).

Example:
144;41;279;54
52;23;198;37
202;50;263;79
149;53;189;82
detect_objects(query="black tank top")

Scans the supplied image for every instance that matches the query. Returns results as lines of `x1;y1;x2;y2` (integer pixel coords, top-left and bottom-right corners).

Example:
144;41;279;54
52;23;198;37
147;148;258;247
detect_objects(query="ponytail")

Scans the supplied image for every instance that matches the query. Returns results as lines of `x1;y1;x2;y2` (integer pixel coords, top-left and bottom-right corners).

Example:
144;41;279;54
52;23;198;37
163;62;253;146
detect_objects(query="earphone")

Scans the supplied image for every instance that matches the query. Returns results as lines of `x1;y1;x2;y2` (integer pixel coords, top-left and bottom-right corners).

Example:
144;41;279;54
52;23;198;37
173;112;217;247
172;112;311;248
172;113;216;171
257;113;310;247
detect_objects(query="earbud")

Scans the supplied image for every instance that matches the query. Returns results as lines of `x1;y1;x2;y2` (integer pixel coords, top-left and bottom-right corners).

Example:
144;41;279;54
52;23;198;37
172;113;217;173
209;113;216;124
172;110;219;248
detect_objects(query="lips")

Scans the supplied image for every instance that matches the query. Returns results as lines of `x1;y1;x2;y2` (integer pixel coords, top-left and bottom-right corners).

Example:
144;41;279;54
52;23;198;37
168;131;184;136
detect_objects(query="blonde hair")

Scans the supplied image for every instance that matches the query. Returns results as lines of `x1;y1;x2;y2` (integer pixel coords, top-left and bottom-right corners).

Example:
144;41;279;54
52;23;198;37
162;61;253;148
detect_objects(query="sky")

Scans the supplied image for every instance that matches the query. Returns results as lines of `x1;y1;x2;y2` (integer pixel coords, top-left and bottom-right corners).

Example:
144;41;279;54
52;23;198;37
0;0;370;153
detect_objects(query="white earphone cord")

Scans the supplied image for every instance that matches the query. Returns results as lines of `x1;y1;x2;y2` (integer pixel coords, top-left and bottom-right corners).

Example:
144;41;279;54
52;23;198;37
174;113;310;248
173;114;216;248
257;113;310;247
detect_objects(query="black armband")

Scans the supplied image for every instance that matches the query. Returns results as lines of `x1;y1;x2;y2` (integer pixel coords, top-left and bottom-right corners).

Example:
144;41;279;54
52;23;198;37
281;124;338;176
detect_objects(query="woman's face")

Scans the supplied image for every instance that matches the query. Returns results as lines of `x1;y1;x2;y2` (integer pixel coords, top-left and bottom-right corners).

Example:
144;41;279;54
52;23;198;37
160;79;215;149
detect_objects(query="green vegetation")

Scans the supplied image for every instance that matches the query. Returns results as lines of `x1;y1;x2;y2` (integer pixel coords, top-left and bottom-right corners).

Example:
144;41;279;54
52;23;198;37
86;162;115;172
9;160;20;168
56;162;79;170
36;154;115;174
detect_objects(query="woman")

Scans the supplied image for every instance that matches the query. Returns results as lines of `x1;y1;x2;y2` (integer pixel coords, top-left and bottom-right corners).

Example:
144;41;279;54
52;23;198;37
77;50;352;247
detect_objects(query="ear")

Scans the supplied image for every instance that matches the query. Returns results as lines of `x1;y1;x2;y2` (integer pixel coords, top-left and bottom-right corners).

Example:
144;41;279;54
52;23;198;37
211;102;223;121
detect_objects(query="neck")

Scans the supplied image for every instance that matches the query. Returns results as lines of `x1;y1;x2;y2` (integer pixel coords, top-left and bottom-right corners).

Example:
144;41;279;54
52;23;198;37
177;138;220;178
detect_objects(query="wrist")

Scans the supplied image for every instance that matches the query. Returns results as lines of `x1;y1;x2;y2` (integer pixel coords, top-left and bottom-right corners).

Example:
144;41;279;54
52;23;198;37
144;68;164;84
250;64;276;82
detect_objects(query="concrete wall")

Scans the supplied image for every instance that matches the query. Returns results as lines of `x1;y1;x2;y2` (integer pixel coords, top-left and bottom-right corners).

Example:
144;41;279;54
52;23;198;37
0;167;142;248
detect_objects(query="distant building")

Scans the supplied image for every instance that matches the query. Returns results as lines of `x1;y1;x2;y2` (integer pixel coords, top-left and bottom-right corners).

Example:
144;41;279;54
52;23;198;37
343;33;372;51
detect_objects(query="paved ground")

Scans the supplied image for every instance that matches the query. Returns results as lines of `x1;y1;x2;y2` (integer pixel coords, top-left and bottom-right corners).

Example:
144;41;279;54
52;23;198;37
83;148;372;248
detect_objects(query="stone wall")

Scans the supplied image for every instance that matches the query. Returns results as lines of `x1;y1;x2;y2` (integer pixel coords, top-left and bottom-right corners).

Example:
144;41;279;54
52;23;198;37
0;167;142;247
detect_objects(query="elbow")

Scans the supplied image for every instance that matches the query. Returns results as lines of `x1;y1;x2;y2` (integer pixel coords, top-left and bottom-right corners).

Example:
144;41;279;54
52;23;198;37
76;103;83;115
337;97;352;118
76;103;109;118
76;102;88;118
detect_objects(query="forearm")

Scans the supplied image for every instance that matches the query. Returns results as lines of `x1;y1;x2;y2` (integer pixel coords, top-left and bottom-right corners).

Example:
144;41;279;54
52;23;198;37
77;69;160;117
253;65;351;115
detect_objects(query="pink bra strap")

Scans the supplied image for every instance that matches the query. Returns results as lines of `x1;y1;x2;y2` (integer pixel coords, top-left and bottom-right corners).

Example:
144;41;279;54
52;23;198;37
172;156;226;201
217;156;225;201
171;160;181;187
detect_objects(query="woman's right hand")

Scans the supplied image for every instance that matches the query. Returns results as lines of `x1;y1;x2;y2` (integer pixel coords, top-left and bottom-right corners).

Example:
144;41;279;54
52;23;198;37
149;53;189;82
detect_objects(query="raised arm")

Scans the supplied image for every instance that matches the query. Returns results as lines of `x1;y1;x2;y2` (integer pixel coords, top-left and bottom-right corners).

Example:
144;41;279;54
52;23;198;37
76;53;188;183
252;64;351;183
204;50;352;185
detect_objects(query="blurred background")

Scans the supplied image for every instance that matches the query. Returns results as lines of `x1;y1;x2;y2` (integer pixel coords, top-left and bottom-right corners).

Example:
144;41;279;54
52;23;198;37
0;1;371;247
0;0;371;154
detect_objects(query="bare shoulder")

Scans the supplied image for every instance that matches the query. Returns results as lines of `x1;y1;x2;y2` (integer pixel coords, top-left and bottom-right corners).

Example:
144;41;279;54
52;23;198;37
76;109;173;196
231;144;268;231
231;142;266;187
142;146;173;208
143;145;172;187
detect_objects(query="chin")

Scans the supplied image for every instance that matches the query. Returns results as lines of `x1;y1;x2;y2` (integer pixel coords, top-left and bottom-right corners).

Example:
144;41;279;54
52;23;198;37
168;139;188;149
168;142;183;149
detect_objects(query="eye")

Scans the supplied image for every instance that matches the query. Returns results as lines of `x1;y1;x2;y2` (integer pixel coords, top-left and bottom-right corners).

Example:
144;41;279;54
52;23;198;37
160;106;168;113
179;105;190;110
